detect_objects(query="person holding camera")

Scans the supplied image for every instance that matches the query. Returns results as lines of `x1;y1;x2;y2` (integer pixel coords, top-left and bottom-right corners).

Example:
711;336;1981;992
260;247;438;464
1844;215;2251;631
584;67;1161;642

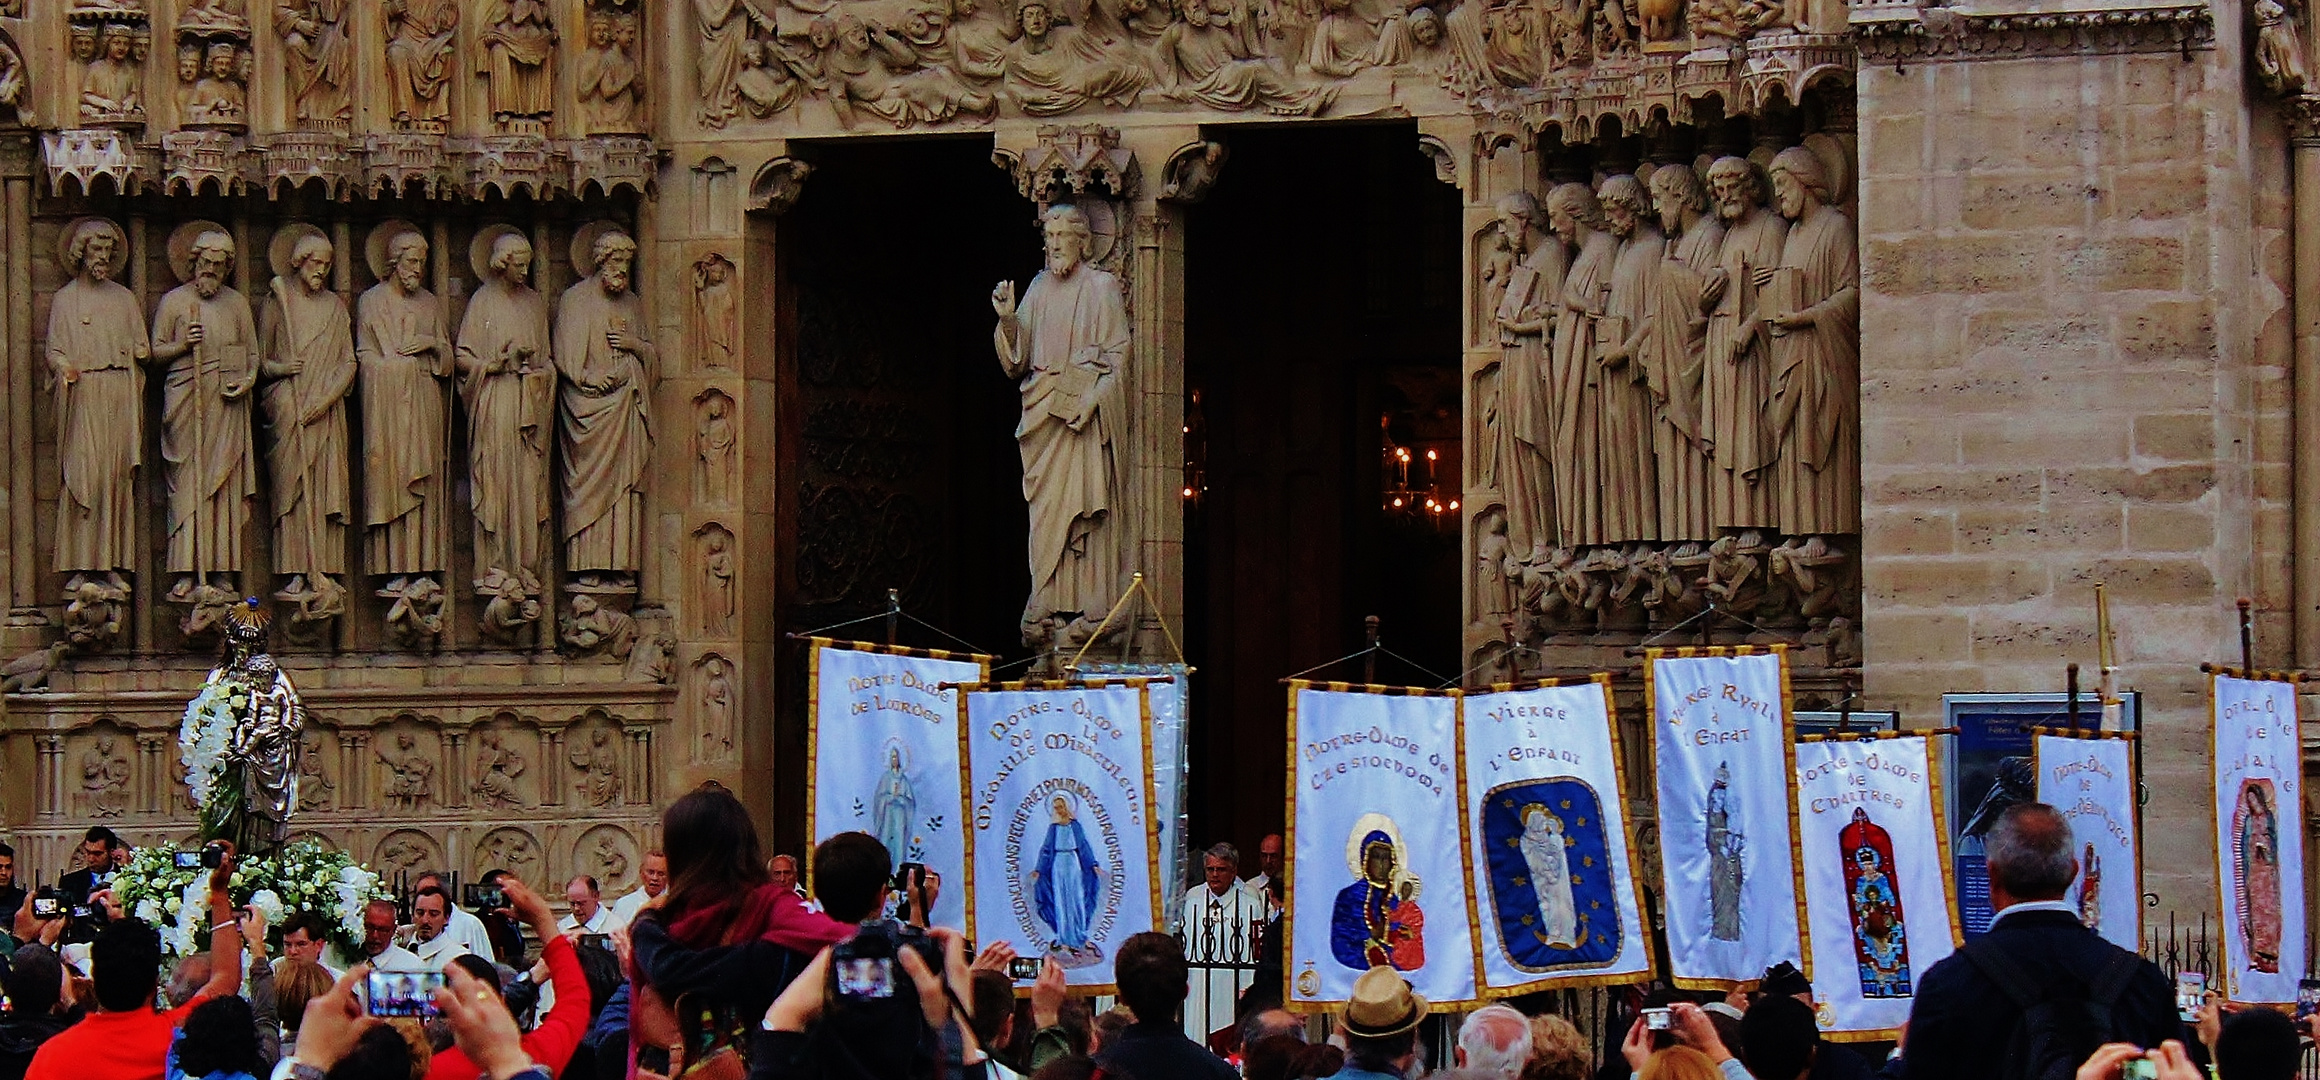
23;842;244;1080
748;913;977;1080
422;876;585;1080
269;964;558;1080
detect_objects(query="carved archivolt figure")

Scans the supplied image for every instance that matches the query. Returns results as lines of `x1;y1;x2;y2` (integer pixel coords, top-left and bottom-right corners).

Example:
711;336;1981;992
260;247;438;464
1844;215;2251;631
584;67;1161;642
575;10;643;133
991;204;1129;642
456;227;554;593
556;226;656;584
357;222;454;581
1764;147;1860;537
696;389;737;503
81;23;144;122
385;0;457;125
699;525;735;636
698;655;735;761
48;218;148;593
152;224;259;602
276;0;352;123
480;0;557;124
258;225;356;599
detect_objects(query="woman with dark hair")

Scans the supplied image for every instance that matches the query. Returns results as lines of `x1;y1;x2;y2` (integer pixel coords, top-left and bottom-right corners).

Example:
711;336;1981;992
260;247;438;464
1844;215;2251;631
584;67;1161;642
167;995;265;1080
627;784;851;1078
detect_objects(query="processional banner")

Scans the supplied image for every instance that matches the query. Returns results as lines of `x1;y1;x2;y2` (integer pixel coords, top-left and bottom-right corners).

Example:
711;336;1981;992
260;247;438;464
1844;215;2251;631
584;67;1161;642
1648;646;1801;988
2211;670;2307;1004
1793;734;1959;1040
961;681;1160;993
2033;731;2141;951
807;639;990;930
1462;677;1652;994
1286;682;1477;1009
1080;662;1191;902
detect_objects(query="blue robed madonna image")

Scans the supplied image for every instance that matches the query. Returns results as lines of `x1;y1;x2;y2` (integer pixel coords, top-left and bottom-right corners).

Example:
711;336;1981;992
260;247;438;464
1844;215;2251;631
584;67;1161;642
1029;790;1108;965
1478;778;1622;972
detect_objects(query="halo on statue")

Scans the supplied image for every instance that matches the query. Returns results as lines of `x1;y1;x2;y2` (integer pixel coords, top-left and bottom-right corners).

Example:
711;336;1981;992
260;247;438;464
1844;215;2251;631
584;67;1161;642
267;222;329;283
56;216;127;279
365;218;425;282
1049;200;1120;268
569;219;631;280
167;219;234;284
470;223;532;284
1802;132;1852;206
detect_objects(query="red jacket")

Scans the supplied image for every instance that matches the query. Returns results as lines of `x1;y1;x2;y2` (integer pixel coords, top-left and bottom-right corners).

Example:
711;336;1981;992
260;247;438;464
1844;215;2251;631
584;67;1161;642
426;935;589;1080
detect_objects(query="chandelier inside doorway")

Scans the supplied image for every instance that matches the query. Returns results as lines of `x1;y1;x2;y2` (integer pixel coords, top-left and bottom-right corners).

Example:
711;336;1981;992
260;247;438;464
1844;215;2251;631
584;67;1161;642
1382;414;1457;525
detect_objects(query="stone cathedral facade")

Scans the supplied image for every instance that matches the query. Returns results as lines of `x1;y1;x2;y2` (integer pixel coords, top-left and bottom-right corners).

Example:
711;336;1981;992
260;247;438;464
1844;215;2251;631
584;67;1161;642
0;0;2299;919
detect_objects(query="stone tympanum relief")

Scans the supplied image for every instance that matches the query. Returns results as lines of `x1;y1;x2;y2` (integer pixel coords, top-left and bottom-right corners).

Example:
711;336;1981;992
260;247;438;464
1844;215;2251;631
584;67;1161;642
48;217;148;647
458;225;554;642
275;0;352;126
992;203;1129;646
152;221;259;611
260;224;357;638
575;8;644;133
470;725;528;808
358;220;456;646
78;19;147;126
567;720;623;806
385;0;457;129
1474;144;1860;655
377;728;437;808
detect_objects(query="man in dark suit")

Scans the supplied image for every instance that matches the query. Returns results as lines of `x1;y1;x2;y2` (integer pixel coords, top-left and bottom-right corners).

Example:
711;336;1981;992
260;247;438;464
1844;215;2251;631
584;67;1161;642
1887;803;2179;1080
55;827;123;945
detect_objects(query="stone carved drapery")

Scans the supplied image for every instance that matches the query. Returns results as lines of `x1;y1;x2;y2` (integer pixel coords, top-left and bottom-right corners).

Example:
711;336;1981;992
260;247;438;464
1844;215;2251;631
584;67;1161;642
480;0;556;128
257;224;356;606
355;220;454;581
274;0;351;125
555;224;655;585
151;220;259;598
47;218;148;599
456;224;554;627
385;0;456;128
575;8;644;134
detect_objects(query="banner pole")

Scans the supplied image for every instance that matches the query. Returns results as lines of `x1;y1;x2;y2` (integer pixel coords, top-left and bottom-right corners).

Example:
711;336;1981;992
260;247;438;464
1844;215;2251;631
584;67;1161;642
2238;596;2254;672
1363;615;1379;685
2066;662;2082;735
886;587;900;647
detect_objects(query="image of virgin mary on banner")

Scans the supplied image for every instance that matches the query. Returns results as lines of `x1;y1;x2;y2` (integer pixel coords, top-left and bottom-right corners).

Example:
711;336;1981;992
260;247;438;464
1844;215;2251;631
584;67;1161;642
2034;731;2141;950
1464;678;1652;993
1793;733;1959;1039
2212;670;2307;1004
808;639;990;930
1287;682;1477;1009
1649;647;1801;989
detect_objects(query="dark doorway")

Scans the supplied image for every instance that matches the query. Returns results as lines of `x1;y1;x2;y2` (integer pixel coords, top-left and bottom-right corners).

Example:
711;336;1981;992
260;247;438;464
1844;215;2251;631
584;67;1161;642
1183;123;1464;864
771;138;1039;857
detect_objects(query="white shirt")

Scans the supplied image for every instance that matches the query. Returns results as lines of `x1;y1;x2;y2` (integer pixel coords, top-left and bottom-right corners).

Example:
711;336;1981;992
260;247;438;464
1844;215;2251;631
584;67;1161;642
609;888;657;925
363;943;428;972
1179;883;1268;962
445;905;493;955
408;929;478;970
1990;899;2080;927
558;905;617;936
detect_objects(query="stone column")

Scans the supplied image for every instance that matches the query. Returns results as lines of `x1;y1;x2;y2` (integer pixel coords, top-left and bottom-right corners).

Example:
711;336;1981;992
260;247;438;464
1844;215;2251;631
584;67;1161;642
36;734;62;819
2;136;32;633
542;726;567;806
2293;100;2320;668
624;725;649;805
1452;117;1539;679
444;729;468;808
136;733;166;814
342;731;369;810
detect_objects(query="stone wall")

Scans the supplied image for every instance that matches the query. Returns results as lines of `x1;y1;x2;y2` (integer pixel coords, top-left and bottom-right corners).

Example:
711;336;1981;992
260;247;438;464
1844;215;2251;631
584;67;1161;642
1855;10;2288;911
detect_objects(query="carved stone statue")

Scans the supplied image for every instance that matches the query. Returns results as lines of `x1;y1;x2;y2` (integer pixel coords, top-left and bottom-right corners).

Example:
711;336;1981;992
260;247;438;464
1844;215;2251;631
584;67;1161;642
63;580;129;648
276;0;352;123
560;594;637;658
1000;0;1145;117
471;729;526;808
694;0;773;126
259;225;356;605
1595;175;1662;546
181;41;246;126
1486;191;1564;562
81;23;145;123
82;734;130;817
1648;164;1722;543
626;633;675;682
2258;0;2310;95
385;0;457;126
556;226;656;586
180;0;249;32
1546;183;1617;549
575;10;643;133
380;576;447;646
698;654;734;761
827;13;993;129
480;0;557;126
1765;147;1860;537
734;38;806;117
568;726;622;805
478;567;545;644
1154;0;1334;115
357;223;454;587
377;730;436;808
1701;157;1786;532
456;227;554;603
49;218;148;608
692;254;737;370
296;730;334;811
991;204;1129;643
152;224;259;604
696;389;737;503
699;525;734;636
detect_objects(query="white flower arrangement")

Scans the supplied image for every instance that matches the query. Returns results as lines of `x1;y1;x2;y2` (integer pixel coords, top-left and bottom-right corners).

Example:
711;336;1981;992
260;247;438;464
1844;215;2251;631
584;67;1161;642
176;680;242;812
113;839;390;959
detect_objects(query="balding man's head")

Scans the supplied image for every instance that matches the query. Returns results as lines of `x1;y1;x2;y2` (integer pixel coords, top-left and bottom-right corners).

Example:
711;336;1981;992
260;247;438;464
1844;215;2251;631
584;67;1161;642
1986;802;2077;902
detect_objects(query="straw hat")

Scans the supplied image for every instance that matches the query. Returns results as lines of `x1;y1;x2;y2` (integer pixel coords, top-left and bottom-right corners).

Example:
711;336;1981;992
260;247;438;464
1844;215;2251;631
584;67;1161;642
1341;966;1426;1039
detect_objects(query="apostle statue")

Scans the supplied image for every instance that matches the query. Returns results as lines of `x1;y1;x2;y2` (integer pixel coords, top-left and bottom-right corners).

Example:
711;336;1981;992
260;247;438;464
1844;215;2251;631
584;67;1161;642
47;218;149;609
276;0;352;124
991;204;1129;645
456;227;554;608
555;226;656;588
356;222;453;589
1648;165;1723;543
1764;147;1861;537
258;225;356;604
1487;191;1565;563
480;0;557;126
1546;183;1618;549
1592;175;1662;546
152;225;259;604
1700;157;1787;532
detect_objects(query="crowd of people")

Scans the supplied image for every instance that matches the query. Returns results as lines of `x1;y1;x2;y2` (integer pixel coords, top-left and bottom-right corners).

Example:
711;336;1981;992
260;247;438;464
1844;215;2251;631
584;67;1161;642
0;796;2308;1080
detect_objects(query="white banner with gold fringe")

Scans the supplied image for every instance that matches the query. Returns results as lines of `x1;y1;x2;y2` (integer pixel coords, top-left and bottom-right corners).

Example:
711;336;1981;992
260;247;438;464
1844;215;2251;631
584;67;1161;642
2033;731;2141;951
2212;671;2307;1004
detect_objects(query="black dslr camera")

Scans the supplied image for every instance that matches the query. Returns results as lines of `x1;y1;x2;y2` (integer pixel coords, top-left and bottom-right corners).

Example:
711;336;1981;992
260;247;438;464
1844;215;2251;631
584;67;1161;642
828;918;940;1003
816;919;944;1076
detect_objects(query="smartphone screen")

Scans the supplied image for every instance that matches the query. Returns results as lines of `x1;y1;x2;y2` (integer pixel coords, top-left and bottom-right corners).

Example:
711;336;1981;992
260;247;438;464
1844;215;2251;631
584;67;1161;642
367;971;446;1018
2176;972;2208;1021
173;851;203;870
1008;957;1043;981
30;896;60;919
835;957;895;1000
2298;979;2319;1020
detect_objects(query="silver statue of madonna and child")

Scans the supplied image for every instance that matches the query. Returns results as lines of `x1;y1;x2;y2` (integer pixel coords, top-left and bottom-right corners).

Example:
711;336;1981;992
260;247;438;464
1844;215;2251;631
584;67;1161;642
192;600;309;856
